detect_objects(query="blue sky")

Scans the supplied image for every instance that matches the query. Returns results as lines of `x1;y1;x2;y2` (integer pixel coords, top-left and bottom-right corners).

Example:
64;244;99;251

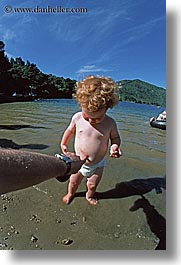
0;0;166;87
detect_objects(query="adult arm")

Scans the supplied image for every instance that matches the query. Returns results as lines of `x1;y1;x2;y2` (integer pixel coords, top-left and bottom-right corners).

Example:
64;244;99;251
0;149;85;195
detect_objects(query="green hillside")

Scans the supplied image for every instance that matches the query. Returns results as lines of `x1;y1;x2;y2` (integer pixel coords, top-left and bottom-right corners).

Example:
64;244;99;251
118;79;166;107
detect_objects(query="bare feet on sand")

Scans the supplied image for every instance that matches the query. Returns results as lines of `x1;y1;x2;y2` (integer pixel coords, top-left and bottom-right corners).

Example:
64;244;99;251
62;194;73;204
62;194;98;206
86;197;98;206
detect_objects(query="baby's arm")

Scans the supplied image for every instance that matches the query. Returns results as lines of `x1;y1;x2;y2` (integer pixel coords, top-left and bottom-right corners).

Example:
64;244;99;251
60;114;76;154
110;120;122;158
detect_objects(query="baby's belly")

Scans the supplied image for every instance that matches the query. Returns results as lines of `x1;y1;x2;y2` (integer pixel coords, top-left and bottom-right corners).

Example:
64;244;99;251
75;138;108;165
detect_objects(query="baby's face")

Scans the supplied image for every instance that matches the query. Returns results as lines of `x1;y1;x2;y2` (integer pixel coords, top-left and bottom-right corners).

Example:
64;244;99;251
82;107;107;125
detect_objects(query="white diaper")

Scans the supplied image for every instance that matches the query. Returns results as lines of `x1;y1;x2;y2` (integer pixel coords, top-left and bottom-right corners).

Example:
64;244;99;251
79;159;106;177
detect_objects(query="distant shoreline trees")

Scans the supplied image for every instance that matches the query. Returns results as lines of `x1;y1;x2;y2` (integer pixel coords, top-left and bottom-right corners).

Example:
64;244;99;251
0;41;166;106
0;41;76;99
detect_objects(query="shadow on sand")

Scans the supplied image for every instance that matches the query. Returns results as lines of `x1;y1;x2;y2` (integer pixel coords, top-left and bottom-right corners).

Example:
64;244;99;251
0;124;49;150
75;177;166;250
0;138;49;150
0;124;47;130
75;177;165;200
130;195;166;250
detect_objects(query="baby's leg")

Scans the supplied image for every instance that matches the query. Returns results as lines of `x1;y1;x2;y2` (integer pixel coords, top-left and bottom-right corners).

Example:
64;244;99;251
86;167;104;206
62;172;83;204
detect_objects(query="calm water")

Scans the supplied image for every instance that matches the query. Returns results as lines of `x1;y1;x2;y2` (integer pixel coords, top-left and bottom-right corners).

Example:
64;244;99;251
0;99;166;249
0;99;166;172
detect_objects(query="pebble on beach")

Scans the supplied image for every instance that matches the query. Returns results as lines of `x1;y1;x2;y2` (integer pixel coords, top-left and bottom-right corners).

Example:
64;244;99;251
61;238;73;246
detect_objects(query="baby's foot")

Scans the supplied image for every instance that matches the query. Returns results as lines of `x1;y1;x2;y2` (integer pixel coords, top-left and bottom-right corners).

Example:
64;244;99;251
62;194;73;204
86;197;98;206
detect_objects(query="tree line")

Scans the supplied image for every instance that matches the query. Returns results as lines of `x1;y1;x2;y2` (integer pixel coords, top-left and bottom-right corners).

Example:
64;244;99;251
0;41;166;106
0;41;76;99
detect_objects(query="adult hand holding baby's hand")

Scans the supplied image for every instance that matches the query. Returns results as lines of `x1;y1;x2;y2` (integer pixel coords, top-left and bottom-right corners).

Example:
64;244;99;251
66;152;87;174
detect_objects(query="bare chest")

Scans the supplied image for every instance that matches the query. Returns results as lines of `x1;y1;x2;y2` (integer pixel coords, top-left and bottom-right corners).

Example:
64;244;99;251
75;121;110;140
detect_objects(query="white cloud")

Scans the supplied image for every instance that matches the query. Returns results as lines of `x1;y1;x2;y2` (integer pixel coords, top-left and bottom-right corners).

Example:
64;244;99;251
2;29;17;42
83;65;96;70
76;64;112;78
120;16;165;37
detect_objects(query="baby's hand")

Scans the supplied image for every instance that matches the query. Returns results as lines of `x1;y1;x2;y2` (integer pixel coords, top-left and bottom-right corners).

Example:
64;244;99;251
61;144;68;154
110;145;122;158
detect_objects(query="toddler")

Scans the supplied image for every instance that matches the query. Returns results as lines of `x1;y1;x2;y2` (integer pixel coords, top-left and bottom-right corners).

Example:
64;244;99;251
61;75;122;205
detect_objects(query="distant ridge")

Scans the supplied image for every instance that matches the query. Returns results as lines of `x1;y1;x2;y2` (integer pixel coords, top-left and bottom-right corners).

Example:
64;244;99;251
117;79;166;107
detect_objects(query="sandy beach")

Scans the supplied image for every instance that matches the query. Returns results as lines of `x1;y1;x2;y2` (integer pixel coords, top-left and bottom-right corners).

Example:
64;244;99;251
0;155;166;250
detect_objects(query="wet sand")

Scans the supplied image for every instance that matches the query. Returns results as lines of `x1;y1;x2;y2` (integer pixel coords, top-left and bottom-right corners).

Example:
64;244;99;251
0;155;166;250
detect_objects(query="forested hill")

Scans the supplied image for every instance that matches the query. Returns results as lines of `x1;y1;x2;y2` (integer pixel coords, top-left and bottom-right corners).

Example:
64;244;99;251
117;79;166;107
0;41;166;106
0;41;76;99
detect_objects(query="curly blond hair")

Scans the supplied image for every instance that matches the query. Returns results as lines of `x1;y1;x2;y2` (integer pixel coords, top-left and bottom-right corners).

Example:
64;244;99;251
73;75;119;112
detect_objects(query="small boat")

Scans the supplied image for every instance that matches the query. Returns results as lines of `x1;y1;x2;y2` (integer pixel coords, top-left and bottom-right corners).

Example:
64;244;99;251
150;117;166;130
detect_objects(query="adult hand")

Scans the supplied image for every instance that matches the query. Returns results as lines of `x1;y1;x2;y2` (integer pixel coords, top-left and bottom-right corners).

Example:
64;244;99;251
64;151;87;174
56;152;86;182
0;149;87;194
